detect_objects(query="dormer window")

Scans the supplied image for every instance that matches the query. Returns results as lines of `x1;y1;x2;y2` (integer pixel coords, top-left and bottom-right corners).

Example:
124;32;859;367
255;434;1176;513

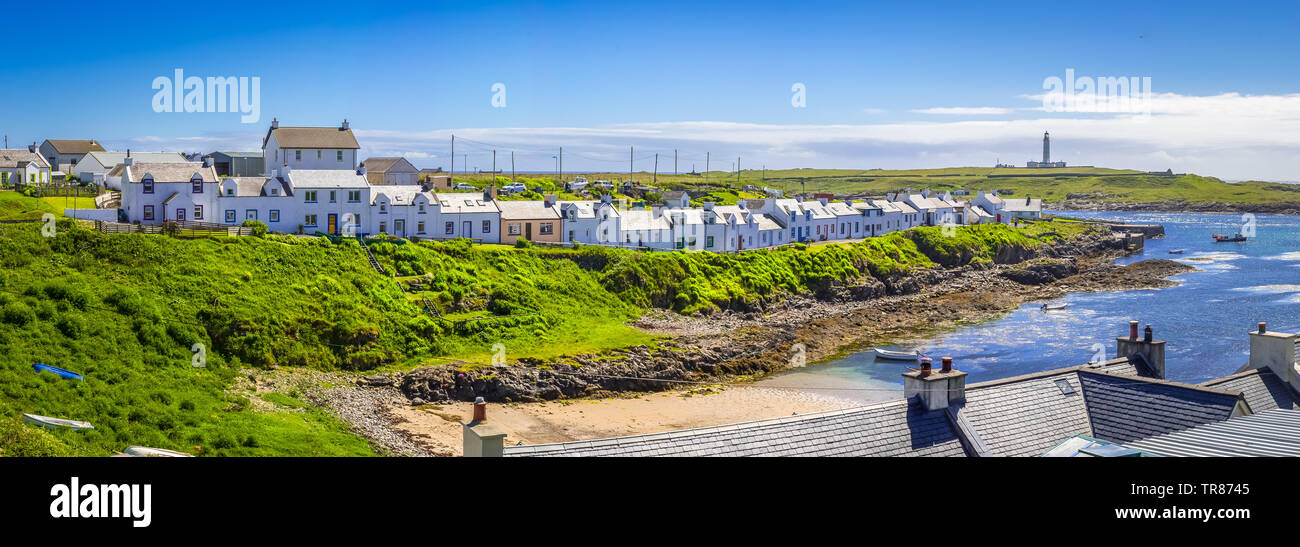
143;176;154;194
191;176;203;193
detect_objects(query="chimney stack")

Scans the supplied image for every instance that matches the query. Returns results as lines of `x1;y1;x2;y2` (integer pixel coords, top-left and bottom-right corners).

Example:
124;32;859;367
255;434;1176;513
356;166;366;176
28;142;36;153
543;194;556;208
461;396;506;457
341;119;350;131
903;356;966;411
201;155;213;168
270;117;279;130
1247;322;1299;392
1117;320;1166;379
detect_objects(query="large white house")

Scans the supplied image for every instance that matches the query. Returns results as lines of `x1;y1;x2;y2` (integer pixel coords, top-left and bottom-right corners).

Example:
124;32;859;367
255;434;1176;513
262;118;360;173
0;145;52;187
119;159;221;223
78;151;189;189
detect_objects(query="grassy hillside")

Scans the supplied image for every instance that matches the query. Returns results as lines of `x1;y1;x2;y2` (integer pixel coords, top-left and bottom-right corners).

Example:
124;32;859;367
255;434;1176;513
0;192;1099;456
453;167;1300;206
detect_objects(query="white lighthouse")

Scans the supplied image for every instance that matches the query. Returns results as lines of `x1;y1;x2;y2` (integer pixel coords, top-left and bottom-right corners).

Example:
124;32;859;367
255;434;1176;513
1042;131;1050;164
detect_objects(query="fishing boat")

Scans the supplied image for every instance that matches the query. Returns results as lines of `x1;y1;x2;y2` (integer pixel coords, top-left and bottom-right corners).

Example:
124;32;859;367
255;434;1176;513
1041;303;1068;311
31;363;83;381
1167;249;1185;254
117;446;194;458
22;413;94;431
1212;233;1247;242
874;348;921;361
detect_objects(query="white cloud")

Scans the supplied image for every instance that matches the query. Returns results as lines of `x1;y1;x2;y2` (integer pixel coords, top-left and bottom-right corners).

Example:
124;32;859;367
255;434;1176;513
910;106;1013;115
99;92;1300;181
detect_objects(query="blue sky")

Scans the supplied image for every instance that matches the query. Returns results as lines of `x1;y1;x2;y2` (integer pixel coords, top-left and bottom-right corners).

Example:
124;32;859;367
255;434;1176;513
3;0;1299;179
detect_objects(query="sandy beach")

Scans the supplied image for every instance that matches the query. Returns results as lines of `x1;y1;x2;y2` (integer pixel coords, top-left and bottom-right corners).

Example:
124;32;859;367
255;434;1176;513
389;385;877;456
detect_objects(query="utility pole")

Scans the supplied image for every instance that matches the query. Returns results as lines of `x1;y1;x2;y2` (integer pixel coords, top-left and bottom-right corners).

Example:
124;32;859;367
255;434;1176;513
629;146;634;183
559;147;563;184
449;134;454;184
511;151;515;182
492;150;496;187
674;149;678;175
463;154;467;178
737;156;741;186
705;152;710;184
653;153;658;185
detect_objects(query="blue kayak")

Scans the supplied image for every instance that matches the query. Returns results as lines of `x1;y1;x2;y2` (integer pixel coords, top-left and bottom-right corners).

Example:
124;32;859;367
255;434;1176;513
32;363;83;381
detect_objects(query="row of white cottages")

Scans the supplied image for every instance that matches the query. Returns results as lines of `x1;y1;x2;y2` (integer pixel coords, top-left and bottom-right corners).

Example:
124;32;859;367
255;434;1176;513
116;157;1041;251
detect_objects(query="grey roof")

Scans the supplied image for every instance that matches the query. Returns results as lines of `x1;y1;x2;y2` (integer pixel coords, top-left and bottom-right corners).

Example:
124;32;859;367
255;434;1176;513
212;151;262;158
1080;371;1241;443
127;162;218;183
371;185;432;205
1124;408;1300;457
504;357;1251;457
83;151;188;168
1201;368;1299;412
496;200;560;220
505;399;967;457
0;149;51;169
285;169;369;188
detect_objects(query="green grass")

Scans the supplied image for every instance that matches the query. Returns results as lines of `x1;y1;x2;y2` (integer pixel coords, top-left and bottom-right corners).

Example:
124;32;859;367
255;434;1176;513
40;196;98;215
462;167;1300;206
0;191;1105;456
0;191;59;221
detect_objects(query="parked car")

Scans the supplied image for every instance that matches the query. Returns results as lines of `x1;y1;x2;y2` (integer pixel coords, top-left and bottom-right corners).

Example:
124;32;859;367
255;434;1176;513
594;180;614;190
503;182;527;194
454;183;478;190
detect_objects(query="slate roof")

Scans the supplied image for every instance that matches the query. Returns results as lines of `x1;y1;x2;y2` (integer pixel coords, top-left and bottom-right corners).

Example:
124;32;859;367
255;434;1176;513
127;162;218;183
436;194;498;214
82;152;188;170
0;149;51;169
43;139;104;155
1002;197;1043;212
505;399;967;457
1201;368;1299;412
504;355;1252;457
1124;408;1300;457
264;126;360;149
497;200;560;220
285;169;369;188
371;185;431;205
1079;371;1241;443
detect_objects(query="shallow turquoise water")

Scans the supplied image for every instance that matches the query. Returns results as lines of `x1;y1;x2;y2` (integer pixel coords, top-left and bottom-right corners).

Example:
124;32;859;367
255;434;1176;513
756;211;1300;403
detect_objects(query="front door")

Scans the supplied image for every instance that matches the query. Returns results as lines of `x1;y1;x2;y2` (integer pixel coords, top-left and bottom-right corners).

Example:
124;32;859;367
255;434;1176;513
462;221;471;237
525;223;532;240
328;214;338;235
395;219;405;237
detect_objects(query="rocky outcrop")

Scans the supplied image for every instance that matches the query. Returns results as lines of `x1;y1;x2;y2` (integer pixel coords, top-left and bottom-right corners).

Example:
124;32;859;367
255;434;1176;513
1056;200;1300;215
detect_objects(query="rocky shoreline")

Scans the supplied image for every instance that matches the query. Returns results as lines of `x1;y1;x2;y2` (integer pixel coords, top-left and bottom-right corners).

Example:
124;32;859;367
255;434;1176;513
1053;200;1300;215
385;230;1194;405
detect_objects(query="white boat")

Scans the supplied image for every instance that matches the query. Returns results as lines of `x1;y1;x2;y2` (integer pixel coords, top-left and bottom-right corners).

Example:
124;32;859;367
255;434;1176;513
118;446;194;458
874;348;921;361
1041;303;1068;311
1168;249;1185;254
22;413;94;431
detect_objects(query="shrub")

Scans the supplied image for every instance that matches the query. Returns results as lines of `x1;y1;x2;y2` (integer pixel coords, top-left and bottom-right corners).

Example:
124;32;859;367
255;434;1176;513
1;301;34;326
514;238;532;248
242;220;268;237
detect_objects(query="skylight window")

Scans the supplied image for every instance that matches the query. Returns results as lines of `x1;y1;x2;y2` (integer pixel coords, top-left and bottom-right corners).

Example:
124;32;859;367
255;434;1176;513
1054;379;1076;395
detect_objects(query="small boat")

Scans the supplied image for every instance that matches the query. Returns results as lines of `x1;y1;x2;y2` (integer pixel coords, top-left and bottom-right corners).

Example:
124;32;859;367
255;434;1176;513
22;413;94;431
116;446;194;458
1212;233;1247;242
874;348;921;361
32;363;83;381
1167;249;1185;254
1041;303;1068;311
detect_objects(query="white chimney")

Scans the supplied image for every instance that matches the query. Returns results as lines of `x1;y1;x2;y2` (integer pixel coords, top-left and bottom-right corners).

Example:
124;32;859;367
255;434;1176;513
341;119;350;130
902;357;966;411
1249;322;1300;391
201;156;213;168
703;201;714;211
123;157;133;167
461;397;506;457
270;117;279;130
28;142;36;153
543;194;556;208
356;166;366;176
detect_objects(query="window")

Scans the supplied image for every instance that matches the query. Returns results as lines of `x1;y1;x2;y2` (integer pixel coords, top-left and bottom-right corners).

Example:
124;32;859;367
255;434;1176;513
246;210;257;220
304;190;317;203
539;222;553;235
193;205;203;220
445;221;454;235
317;150;322;160
275;150;278;162
225;210;236;223
192;177;203;193
294;150;302;161
336;150;344;162
508;223;522;236
143;205;155;221
305;214;317;227
269;210;280;222
706;236;714;248
348;190;360;202
482;220;490;233
143;177;154;194
379;221;387;233
329;191;336;203
417;221;425;234
226;187;233;195
379;203;387;213
568;230;575;241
